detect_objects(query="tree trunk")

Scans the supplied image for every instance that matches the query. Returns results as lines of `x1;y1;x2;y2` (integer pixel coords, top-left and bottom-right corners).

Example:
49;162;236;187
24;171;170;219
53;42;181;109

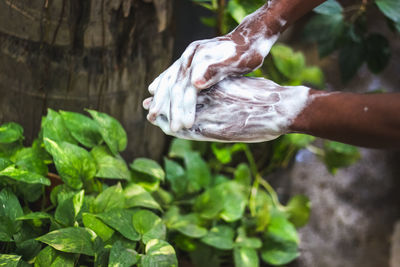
0;0;173;160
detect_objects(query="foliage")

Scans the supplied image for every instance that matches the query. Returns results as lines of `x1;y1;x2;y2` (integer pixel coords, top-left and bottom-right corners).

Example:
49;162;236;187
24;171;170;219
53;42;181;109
303;0;397;82
0;110;177;267
0;108;360;266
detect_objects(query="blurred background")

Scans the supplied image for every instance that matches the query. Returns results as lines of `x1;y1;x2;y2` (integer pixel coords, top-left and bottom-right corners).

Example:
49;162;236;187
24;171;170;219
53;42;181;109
0;0;399;266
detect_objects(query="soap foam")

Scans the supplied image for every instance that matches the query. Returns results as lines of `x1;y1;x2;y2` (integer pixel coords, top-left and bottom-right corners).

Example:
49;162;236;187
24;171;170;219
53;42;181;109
145;76;310;143
147;4;285;132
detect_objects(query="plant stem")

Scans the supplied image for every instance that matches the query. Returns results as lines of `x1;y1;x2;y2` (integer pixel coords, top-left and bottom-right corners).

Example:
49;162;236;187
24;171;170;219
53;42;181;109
216;0;225;35
244;144;283;212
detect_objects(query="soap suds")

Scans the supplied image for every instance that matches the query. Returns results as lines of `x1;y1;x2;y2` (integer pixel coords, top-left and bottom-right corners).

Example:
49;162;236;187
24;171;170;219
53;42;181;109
147;4;283;132
144;77;310;143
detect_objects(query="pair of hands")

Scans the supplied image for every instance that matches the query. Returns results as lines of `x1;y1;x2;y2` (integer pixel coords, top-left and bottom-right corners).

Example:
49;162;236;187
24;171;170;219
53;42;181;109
143;5;307;142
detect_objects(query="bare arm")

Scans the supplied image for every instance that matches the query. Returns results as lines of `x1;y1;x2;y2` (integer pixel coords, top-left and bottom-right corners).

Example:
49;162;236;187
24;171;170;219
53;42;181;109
144;77;400;149
291;91;400;148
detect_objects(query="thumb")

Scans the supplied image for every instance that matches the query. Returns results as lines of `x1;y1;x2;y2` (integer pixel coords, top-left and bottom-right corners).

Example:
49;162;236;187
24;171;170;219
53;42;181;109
192;64;224;90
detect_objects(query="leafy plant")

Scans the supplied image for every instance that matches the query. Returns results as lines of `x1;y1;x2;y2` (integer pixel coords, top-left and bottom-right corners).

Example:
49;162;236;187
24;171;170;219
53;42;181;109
0;107;360;266
303;0;397;82
0;110;177;266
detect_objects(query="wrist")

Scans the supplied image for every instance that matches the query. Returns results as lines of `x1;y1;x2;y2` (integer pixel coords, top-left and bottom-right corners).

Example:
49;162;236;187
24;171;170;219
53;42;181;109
288;89;327;134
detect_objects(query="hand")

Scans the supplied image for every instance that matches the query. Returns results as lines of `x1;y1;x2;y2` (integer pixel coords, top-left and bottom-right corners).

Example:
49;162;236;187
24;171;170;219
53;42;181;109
147;4;281;132
143;77;310;142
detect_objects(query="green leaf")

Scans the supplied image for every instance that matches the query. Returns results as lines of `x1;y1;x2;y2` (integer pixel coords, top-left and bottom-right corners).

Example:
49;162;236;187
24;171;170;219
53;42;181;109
93;183;125;213
219;182;247;222
86;109;127;155
96;209;140;241
234;247;259;267
130;158;165;181
91;146;130;180
124;183;161;211
376;0;400;23
168;138;192;158
286;195;311;228
44;138;97;189
270;44;305;80
300;66;325;88
82;213;114;242
339;40;365;82
0;122;23;143
234;163;252;187
50;184;75;206
0;157;13;171
201;225;234;250
0;141;22;159
141;239;178;267
200;16;217;27
285;133;316;148
174;234;198;252
366;33;391;73
0;165;50;185
55;190;84;226
17;212;51;221
15;238;41;262
323;141;360;174
15;146;48;176
132;210;166;244
0;216;14;242
227;0;247;23
314;0;343;15
42;109;77;145
254;190;272;232
37;227;97;256
35;246;76;267
59;111;102;148
0;188;23;239
164;158;187;195
163;207;207;238
0;254;21;267
302;14;344;57
211;143;232;164
261;212;299;265
16;183;42;203
131;158;165;191
109;240;139;267
235;227;262;249
194;186;224;220
184;151;211;192
195;181;247;222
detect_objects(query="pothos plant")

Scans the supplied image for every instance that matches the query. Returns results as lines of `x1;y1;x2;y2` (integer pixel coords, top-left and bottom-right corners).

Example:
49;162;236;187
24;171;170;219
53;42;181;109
0;109;311;267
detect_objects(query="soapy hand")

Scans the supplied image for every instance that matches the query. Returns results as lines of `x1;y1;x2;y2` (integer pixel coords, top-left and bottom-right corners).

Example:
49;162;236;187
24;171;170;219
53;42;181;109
147;4;281;132
143;77;310;142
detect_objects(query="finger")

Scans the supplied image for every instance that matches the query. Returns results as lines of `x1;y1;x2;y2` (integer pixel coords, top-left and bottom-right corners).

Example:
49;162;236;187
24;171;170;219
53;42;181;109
148;61;181;120
192;63;225;89
142;97;153;110
148;75;161;95
169;81;185;132
148;74;171;122
181;41;203;69
182;85;197;129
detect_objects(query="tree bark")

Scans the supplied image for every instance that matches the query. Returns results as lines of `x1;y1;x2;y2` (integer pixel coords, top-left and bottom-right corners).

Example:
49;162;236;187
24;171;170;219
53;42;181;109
0;0;174;160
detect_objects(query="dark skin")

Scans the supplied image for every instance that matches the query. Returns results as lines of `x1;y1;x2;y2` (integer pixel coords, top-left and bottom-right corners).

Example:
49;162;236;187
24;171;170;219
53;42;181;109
291;91;400;149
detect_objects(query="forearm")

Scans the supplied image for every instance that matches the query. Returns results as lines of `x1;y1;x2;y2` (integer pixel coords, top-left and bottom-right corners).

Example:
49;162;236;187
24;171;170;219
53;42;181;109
232;0;326;39
290;91;400;149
